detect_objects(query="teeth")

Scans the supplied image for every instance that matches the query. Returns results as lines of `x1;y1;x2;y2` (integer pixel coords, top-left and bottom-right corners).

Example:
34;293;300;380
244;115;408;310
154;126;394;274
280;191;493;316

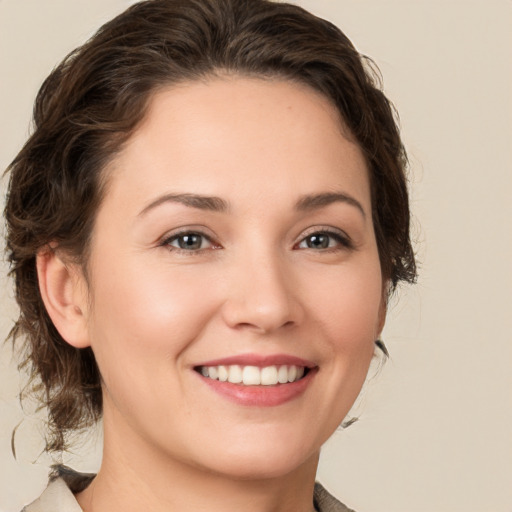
218;365;229;382
243;366;261;385
200;364;306;386
277;365;288;384
227;365;243;384
261;366;278;386
208;366;218;380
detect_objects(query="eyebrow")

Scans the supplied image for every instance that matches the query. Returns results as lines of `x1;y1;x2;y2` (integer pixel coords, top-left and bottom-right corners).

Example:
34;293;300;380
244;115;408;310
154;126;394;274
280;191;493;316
138;193;229;217
138;191;365;218
295;192;366;218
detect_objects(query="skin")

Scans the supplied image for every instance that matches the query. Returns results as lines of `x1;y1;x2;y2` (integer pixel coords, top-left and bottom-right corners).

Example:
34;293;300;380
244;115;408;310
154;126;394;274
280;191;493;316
38;76;386;512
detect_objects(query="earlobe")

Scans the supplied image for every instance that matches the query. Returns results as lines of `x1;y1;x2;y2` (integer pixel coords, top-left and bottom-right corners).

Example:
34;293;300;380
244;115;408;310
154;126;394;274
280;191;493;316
36;247;91;348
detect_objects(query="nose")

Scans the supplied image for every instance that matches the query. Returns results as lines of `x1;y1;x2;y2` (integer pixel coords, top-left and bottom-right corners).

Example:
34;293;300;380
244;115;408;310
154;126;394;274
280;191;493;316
221;249;303;334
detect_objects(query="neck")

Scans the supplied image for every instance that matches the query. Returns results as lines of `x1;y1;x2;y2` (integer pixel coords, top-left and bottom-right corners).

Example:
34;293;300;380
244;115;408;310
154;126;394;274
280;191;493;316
76;411;319;512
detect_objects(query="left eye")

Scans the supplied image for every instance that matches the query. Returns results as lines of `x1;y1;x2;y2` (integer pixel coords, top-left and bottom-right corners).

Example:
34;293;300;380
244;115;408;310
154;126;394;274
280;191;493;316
165;232;212;251
297;232;347;250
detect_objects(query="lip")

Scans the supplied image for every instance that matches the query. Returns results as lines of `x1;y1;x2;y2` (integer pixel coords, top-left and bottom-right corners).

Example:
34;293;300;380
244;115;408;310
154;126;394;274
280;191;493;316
193;353;317;407
194;353;316;368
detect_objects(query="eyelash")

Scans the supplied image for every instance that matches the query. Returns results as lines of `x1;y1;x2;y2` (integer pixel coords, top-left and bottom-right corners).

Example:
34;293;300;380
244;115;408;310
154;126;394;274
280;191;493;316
295;228;353;252
160;228;353;254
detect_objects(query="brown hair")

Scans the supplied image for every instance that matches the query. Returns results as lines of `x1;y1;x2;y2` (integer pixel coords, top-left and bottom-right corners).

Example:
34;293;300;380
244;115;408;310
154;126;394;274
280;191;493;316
4;0;416;452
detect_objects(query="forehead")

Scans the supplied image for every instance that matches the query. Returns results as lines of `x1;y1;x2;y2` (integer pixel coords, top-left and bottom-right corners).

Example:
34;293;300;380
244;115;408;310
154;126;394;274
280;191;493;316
142;75;352;140
101;76;370;215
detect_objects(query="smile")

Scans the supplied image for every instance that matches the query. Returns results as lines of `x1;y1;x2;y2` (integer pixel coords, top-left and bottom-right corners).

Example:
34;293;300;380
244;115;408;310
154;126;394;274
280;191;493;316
194;355;317;407
197;364;306;386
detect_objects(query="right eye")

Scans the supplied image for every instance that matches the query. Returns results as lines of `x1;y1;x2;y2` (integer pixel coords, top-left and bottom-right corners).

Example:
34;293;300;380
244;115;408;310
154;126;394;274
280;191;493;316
163;232;214;251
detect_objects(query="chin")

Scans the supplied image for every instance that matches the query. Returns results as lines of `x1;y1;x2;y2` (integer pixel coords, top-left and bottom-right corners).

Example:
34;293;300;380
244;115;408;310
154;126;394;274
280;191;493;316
186;430;321;481
203;451;317;481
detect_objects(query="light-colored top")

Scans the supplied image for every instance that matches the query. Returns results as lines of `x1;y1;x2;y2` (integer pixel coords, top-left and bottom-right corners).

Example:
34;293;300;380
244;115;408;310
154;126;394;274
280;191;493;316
22;474;356;512
22;478;82;512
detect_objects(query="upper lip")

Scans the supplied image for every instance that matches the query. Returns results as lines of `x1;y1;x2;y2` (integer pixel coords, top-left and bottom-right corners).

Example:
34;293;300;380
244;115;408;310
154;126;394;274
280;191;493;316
194;353;316;369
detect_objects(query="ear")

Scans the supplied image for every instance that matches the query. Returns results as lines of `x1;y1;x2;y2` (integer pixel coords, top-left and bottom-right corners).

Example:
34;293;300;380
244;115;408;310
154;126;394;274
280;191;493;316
36;246;91;348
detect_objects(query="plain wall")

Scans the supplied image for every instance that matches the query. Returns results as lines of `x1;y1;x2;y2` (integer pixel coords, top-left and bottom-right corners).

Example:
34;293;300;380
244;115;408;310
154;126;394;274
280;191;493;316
1;1;511;511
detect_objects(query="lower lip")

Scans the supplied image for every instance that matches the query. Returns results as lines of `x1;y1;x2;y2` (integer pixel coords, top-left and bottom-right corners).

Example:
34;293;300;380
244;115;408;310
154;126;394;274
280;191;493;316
197;369;317;407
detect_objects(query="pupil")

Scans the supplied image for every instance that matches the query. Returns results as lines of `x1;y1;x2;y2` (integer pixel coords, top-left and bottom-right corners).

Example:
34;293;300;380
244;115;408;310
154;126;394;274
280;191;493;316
179;234;201;249
308;234;329;249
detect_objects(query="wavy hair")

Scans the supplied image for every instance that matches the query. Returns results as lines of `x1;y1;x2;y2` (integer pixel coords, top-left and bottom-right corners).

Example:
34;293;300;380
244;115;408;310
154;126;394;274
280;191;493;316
4;0;416;452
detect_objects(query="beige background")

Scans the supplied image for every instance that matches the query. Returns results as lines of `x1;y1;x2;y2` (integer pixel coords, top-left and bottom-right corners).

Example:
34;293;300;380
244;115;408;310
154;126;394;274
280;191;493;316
1;1;511;511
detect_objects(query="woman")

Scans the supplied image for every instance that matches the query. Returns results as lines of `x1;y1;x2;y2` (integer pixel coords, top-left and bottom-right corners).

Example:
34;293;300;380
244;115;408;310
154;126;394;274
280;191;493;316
4;0;416;511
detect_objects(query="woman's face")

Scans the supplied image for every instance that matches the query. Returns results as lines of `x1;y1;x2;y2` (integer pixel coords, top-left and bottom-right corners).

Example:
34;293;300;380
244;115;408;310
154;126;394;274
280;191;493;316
78;77;385;479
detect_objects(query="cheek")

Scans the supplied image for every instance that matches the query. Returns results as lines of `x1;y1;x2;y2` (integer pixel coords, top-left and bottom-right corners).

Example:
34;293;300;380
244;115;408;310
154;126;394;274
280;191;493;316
295;260;383;440
313;263;383;346
85;258;221;380
309;257;383;394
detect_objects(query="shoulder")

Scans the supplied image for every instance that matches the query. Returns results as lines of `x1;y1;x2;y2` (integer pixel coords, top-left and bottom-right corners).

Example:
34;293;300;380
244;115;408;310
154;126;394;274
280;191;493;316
21;467;93;512
21;478;82;512
314;482;357;512
21;473;354;512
